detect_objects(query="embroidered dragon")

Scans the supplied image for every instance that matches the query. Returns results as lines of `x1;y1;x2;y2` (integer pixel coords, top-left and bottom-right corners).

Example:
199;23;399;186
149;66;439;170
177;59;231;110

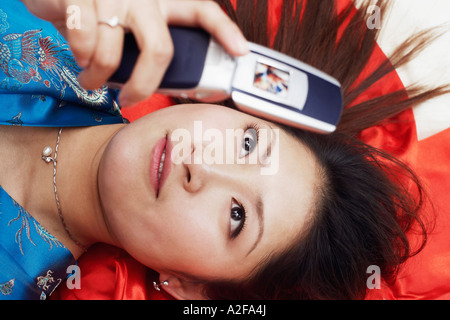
0;28;109;105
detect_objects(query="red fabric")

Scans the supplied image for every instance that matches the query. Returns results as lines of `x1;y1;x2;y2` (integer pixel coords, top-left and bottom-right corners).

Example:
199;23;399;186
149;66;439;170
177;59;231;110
121;93;175;123
52;0;450;300
365;128;450;300
51;243;174;300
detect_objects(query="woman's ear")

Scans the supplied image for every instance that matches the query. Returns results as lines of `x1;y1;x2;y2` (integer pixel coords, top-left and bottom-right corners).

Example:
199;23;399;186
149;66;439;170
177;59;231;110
157;272;208;300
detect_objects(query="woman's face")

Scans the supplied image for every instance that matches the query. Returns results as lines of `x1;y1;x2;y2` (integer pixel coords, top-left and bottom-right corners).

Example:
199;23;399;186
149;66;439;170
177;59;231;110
98;104;319;281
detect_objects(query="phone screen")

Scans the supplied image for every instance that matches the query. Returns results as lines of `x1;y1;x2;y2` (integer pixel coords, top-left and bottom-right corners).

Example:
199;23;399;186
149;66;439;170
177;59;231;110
253;62;290;97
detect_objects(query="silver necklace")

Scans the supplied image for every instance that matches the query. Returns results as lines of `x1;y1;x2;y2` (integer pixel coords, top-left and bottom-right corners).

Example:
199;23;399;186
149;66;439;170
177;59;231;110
42;128;88;252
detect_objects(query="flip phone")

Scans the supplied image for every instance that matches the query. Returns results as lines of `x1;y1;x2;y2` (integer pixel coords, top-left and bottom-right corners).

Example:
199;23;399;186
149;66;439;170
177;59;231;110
108;27;343;133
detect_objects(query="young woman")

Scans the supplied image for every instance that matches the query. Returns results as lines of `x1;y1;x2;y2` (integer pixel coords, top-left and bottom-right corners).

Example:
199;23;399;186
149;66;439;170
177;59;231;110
0;0;447;300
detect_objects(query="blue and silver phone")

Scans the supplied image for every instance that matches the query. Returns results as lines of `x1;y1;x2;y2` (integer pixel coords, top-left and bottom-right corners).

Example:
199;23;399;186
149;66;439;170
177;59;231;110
108;27;343;134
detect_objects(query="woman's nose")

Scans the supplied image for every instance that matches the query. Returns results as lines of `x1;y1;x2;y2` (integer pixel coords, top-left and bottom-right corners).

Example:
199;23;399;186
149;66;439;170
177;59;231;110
182;161;211;193
181;146;243;194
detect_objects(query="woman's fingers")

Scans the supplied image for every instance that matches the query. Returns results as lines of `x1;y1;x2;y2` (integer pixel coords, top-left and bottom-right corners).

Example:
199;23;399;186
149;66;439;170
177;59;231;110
23;0;248;108
22;0;98;68
118;0;249;107
118;0;174;107
162;0;249;56
62;0;98;69
22;0;66;21
77;0;127;90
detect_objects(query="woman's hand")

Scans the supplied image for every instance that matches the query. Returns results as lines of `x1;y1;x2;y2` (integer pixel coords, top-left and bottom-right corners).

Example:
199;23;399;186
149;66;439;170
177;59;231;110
22;0;249;107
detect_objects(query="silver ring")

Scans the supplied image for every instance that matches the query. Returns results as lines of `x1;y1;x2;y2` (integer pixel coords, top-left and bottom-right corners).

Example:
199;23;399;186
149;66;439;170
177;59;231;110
98;16;126;29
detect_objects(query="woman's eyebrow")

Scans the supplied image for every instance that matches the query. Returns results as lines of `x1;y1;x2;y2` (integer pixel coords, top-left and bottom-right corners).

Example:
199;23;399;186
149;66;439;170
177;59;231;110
246;195;264;257
259;127;275;166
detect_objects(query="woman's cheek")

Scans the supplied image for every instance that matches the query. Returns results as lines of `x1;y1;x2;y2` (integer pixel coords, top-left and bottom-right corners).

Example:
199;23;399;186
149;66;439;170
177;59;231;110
157;203;223;258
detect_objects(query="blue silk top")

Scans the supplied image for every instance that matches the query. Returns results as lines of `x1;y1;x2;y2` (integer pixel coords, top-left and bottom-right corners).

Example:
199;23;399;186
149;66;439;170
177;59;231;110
0;0;125;299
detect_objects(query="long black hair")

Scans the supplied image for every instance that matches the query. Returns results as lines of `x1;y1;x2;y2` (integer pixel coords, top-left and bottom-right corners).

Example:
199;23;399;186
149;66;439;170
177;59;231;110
178;0;447;299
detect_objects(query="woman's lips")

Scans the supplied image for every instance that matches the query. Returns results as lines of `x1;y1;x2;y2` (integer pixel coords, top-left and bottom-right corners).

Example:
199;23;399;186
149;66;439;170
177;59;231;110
150;136;172;197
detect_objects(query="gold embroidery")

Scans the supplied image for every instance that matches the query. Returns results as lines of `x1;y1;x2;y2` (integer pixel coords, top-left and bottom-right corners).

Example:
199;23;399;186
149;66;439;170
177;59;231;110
0;278;14;296
36;270;62;300
36;270;55;291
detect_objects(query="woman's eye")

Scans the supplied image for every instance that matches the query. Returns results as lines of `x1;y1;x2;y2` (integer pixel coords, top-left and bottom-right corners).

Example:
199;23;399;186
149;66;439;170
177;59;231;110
230;200;246;238
239;127;258;158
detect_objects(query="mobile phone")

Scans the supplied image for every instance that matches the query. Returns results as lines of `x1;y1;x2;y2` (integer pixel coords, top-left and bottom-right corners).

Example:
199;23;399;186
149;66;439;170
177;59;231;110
108;27;343;134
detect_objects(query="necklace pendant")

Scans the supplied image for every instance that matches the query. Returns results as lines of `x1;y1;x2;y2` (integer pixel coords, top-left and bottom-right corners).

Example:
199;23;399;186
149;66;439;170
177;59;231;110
42;146;52;157
42;146;55;163
42;156;54;163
